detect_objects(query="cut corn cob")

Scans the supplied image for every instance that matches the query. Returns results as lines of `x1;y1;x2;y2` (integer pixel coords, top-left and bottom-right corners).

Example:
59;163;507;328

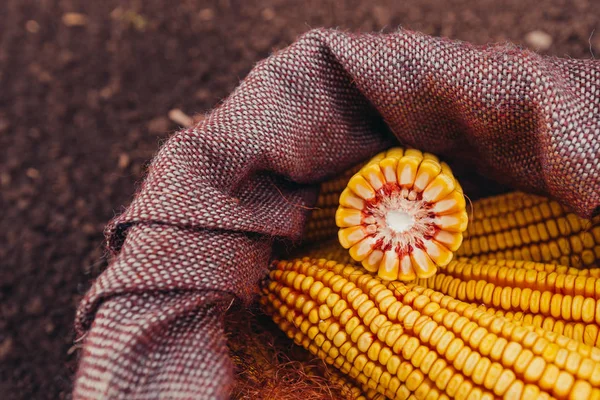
455;192;600;268
335;147;468;282
261;258;600;400
306;172;599;270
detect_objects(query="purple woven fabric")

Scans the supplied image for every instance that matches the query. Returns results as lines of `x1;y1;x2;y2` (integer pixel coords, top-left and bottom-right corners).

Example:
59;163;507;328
73;29;600;399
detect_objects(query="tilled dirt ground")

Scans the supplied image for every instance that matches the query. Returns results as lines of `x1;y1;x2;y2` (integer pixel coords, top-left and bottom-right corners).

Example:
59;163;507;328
1;0;597;398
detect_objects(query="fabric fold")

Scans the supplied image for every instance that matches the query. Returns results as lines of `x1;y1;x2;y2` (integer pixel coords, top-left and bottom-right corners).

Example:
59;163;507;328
74;224;271;399
74;290;233;399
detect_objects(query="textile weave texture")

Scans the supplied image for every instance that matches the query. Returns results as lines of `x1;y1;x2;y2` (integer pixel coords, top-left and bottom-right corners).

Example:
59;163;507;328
73;28;600;399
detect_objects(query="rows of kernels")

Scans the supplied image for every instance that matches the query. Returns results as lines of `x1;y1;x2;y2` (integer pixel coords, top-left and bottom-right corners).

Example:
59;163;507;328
457;192;600;268
262;259;600;399
395;285;600;365
459;236;599;268
486;309;600;347
304;208;338;242
469;192;549;219
292;257;600;360
444;260;600;295
412;260;600;324
263;292;428;399
458;258;600;278
263;264;488;399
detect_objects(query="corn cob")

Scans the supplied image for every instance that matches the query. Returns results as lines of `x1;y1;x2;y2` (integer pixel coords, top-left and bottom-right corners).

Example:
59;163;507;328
261;258;600;400
411;257;600;345
297;238;600;347
455;192;600;268
335;147;468;282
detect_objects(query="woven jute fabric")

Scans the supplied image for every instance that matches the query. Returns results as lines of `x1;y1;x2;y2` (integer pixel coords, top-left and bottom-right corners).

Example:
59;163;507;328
73;29;600;399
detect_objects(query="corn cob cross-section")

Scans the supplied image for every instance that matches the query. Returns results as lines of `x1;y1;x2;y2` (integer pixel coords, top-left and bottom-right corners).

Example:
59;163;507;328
261;258;600;400
336;147;468;282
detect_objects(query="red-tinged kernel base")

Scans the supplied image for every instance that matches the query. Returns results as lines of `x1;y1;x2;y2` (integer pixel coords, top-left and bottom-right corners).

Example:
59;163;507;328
336;148;468;282
262;258;600;400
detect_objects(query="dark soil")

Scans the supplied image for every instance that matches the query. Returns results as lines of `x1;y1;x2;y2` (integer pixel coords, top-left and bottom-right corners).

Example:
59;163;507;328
1;0;597;398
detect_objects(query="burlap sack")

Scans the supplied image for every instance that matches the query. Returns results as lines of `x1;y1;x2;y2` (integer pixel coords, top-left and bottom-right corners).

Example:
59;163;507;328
73;29;600;399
